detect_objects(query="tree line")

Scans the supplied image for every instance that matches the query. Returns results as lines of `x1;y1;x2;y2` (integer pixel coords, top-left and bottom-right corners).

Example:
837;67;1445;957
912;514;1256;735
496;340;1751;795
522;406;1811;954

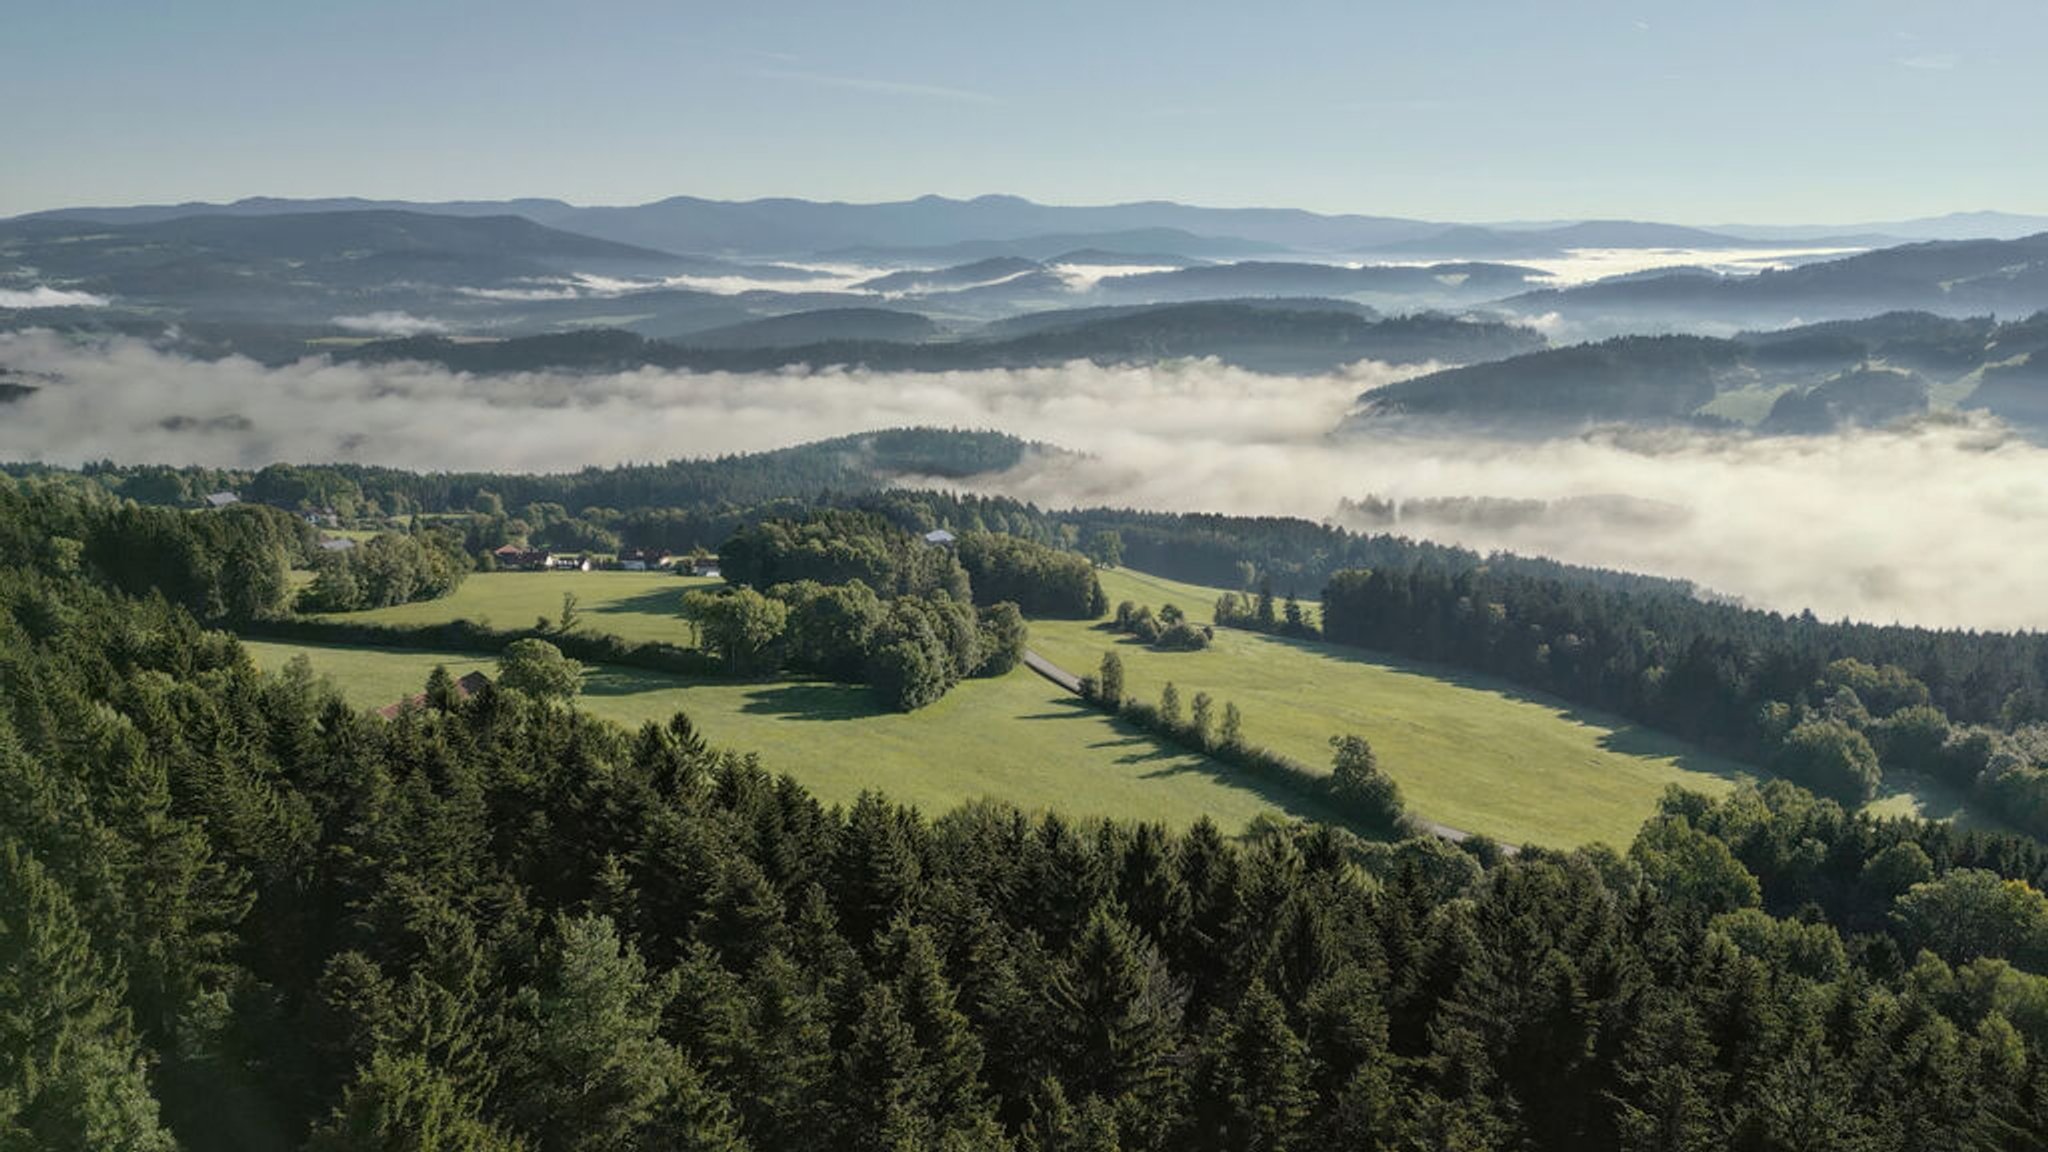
1316;565;2048;832
1078;649;1414;839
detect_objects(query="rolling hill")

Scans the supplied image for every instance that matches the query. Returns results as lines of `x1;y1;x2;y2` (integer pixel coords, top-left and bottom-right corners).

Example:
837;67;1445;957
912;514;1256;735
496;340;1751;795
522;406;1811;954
1096;259;1546;303
1510;232;2048;325
675;307;942;349
1340;311;2048;435
341;302;1544;375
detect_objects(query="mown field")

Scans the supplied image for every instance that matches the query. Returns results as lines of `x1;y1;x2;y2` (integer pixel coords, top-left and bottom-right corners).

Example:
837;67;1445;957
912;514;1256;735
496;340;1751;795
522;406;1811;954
316;570;720;645
238;638;1347;833
287;565;2011;846
1033;567;1754;847
290;567;1749;846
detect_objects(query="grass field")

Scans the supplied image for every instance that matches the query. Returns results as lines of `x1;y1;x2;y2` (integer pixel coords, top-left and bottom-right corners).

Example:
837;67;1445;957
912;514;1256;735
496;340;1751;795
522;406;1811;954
319;571;721;646
1072;568;2029;843
238;639;1345;833
1101;566;1324;628
284;563;2016;846
1035;568;1756;847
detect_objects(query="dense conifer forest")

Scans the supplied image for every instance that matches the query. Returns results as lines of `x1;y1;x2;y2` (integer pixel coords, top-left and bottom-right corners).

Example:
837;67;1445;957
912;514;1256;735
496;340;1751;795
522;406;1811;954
10;446;2048;1149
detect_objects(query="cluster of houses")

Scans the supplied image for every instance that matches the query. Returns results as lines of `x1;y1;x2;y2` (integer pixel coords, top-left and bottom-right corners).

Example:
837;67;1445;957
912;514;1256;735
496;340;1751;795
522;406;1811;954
490;544;720;577
199;491;725;579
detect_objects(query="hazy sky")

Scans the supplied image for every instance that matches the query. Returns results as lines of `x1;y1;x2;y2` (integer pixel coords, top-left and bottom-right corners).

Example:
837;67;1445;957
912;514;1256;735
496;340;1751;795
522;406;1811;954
3;0;2040;223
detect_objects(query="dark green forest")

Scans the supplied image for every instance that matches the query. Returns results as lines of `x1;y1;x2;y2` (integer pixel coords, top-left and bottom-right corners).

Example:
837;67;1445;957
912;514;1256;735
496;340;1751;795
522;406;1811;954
12;477;2048;1149
11;421;2048;1150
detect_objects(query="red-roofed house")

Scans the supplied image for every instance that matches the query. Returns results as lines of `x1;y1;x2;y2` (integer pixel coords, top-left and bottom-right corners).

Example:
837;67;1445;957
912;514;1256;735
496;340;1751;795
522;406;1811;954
377;670;492;719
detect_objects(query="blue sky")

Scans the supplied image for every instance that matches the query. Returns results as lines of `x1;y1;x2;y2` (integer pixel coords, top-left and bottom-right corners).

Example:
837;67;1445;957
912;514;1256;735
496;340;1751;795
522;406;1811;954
2;0;2040;222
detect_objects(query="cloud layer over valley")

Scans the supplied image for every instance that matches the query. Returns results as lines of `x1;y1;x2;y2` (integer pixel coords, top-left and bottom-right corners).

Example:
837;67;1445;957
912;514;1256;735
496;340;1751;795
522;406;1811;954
3;329;2044;630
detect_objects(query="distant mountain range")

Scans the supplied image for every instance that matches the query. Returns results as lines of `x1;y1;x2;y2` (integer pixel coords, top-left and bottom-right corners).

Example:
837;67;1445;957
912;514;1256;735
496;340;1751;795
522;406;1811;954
1366;220;1886;259
23;193;2045;261
1706;211;2048;243
6;199;2047;381
0;210;691;306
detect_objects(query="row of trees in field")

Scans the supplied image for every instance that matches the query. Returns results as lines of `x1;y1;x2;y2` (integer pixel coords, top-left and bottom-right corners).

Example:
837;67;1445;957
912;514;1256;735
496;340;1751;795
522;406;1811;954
1079;651;1413;838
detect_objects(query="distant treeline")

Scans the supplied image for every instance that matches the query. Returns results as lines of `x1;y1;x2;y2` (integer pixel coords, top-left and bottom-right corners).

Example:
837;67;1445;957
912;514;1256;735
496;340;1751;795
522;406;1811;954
4;427;1037;518
330;306;1544;376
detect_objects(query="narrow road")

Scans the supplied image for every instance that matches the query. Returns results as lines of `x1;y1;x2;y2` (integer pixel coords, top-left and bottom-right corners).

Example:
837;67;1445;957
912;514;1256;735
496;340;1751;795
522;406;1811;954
1022;648;1083;694
1021;646;1492;849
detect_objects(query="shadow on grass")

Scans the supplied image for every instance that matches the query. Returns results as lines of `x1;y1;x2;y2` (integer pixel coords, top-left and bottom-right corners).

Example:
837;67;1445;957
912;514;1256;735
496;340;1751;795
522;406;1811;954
1065;695;1372;835
579;666;884;724
588;585;698;621
578;665;777;698
737;682;884;723
1593;725;1755;785
1876;771;2023;835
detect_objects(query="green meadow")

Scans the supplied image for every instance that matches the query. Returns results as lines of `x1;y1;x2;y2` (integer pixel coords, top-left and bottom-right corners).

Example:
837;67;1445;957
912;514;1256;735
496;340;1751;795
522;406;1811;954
281;563;2010;846
318;570;721;645
1032;568;1754;847
238;638;1347;834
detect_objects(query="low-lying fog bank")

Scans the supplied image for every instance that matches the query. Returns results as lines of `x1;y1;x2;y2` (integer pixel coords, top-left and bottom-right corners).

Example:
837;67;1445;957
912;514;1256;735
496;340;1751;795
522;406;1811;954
3;329;2043;631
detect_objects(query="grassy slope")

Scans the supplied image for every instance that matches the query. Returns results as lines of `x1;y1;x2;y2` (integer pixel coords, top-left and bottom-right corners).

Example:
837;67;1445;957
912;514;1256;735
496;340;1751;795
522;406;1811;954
283;565;2013;845
239;638;1340;833
1073;568;2028;841
318;571;721;645
1043;568;1755;847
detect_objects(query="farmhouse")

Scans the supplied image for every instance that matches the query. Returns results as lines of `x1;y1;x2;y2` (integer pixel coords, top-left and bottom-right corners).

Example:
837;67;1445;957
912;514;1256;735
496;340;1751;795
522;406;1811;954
203;491;241;509
376;670;491;719
923;529;957;547
492;544;552;571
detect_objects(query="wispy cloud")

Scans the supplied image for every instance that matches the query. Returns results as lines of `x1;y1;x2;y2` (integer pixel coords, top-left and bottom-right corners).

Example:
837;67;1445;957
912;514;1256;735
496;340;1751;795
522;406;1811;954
1898;52;1959;70
0;286;109;309
333;312;447;337
752;68;997;105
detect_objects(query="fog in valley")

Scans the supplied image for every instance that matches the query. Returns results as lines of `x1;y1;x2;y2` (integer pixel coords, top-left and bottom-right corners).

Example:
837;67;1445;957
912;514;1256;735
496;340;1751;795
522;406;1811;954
5;327;2044;631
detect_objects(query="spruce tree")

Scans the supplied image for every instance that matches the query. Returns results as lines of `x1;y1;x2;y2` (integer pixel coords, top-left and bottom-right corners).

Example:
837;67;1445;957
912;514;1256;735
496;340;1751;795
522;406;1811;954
0;844;178;1152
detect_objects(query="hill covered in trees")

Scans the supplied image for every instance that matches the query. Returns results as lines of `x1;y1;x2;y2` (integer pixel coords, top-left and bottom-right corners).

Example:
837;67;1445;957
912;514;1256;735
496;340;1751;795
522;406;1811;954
1341;311;2048;435
1510;232;2048;327
338;302;1543;375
